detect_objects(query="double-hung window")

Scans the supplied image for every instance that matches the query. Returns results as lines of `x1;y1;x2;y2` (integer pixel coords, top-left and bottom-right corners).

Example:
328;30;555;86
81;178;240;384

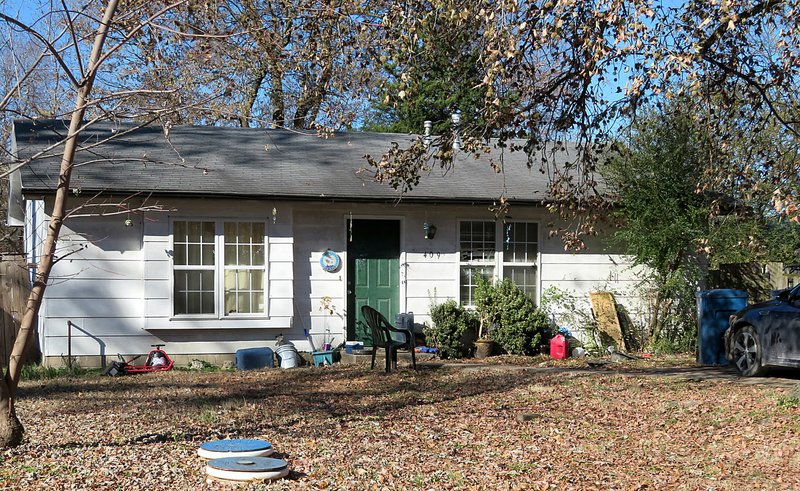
501;222;538;299
459;220;539;306
459;220;496;306
172;220;267;317
173;221;216;315
223;222;265;315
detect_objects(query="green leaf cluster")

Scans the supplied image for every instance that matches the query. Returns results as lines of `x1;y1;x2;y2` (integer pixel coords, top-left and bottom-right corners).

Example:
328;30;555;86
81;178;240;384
426;299;478;359
474;276;551;356
604;98;800;347
363;8;486;134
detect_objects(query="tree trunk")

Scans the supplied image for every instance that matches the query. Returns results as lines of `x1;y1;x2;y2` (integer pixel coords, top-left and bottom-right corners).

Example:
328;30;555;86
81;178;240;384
269;61;285;127
239;62;269;128
0;381;22;447
0;0;119;448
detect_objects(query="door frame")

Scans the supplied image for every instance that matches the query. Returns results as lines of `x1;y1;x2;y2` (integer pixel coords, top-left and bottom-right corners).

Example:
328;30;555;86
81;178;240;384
342;214;405;341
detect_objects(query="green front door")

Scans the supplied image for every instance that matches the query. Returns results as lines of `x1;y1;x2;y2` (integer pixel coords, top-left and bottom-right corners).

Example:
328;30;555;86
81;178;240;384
347;219;400;345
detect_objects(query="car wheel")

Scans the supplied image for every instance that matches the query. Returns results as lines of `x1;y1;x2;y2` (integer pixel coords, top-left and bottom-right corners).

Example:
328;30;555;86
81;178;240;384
731;326;766;377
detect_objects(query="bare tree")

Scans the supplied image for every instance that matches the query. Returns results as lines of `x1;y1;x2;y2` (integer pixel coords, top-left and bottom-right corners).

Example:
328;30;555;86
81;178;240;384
0;0;217;447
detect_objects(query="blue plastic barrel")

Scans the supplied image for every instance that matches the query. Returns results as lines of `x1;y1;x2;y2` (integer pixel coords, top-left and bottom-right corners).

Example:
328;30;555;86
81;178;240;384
235;347;274;370
695;289;748;365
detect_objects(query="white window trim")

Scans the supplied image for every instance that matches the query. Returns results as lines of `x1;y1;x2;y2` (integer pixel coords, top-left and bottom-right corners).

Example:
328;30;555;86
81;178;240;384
457;219;542;306
498;221;540;304
457;219;498;307
170;218;269;320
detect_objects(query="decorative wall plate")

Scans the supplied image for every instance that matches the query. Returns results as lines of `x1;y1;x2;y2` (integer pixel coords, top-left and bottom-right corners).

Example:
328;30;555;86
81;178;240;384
320;249;341;272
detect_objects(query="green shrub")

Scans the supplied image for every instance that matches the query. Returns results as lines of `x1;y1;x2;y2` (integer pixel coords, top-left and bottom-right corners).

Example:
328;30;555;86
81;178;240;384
426;299;478;359
476;276;551;356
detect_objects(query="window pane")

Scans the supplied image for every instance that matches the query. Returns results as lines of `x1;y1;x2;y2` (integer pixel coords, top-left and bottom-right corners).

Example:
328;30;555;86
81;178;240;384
223;269;265;315
175;221;215;266
188;221;201;242
225;289;236;314
253;244;264;265
239;270;250;289
224;222;236;242
252;223;264;240
224;245;237;266
460;221;495;263
253;292;265;313
187;271;201;290
174;291;187;314
187;291;201;313
202;245;214;265
237;222;252;243
201;270;214;290
174;221;186;241
188;244;200;265
460;266;494;306
201;292;215;314
174;269;215;315
239;245;251;266
174;244;186;265
251;270;264;290
505;223;538;263
224;270;236;290
238;293;251;314
202;222;215;241
504;266;537;300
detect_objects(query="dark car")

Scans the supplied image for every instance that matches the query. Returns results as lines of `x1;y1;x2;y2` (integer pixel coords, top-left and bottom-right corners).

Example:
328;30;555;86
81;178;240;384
725;286;800;376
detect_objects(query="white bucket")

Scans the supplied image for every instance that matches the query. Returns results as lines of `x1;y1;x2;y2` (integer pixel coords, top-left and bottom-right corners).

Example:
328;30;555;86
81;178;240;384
275;344;299;369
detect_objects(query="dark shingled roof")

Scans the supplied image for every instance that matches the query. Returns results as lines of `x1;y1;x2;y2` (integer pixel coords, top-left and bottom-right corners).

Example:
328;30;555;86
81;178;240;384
13;119;583;203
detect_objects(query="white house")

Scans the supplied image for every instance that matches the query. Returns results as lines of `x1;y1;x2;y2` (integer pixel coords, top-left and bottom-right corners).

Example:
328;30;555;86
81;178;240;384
9;119;643;367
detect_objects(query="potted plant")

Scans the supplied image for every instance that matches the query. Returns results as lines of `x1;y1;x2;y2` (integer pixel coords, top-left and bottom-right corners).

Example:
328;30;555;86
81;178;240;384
473;275;498;358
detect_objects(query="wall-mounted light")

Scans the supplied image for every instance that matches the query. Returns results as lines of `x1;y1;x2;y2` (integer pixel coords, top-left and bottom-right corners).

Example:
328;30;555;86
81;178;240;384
423;222;437;240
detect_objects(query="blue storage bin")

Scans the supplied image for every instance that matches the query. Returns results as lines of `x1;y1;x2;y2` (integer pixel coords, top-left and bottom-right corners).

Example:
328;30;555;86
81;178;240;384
235;347;275;370
344;342;363;354
696;289;748;365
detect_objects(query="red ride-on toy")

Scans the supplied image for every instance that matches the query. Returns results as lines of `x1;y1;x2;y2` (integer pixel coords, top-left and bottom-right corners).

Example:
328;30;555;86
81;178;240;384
104;344;174;376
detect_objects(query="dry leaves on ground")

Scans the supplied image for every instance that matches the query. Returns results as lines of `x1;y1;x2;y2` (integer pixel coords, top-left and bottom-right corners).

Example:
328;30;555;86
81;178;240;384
1;359;799;490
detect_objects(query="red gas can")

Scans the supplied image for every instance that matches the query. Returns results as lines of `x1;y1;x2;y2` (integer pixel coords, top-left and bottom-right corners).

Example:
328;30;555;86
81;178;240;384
550;334;569;359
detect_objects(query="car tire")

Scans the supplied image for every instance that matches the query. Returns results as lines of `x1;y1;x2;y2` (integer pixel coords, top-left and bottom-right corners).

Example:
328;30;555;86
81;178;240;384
731;325;766;377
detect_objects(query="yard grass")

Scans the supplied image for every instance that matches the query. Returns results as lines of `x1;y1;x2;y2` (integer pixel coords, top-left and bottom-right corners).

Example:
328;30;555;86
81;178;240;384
2;357;799;489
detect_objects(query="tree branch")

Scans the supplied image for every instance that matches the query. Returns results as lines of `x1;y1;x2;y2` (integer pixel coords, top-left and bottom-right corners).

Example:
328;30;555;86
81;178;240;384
0;13;80;87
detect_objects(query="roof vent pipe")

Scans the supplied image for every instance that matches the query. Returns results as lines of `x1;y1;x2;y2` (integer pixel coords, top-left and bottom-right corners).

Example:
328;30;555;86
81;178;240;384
423;120;432;148
451;111;461;151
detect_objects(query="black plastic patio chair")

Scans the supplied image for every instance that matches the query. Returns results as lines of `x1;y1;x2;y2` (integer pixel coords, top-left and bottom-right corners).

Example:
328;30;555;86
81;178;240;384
360;305;417;372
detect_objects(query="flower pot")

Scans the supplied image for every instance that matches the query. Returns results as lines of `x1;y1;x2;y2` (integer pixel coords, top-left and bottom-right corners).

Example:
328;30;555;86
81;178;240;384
475;339;494;359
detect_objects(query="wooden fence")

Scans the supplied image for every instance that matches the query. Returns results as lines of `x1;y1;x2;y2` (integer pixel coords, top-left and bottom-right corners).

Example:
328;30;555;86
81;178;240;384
0;255;39;367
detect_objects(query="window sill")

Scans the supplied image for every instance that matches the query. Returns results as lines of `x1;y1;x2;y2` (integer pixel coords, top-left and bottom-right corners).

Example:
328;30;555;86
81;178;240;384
169;315;270;322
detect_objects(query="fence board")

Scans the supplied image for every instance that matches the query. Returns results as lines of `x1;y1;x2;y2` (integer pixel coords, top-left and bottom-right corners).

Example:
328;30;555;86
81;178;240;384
0;255;38;367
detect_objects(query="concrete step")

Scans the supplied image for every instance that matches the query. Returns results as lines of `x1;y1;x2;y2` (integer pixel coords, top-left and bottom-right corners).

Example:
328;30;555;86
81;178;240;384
339;349;438;366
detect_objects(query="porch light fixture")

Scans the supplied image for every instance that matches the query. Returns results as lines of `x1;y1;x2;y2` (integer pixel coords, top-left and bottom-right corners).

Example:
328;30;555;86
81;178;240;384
423;222;436;240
